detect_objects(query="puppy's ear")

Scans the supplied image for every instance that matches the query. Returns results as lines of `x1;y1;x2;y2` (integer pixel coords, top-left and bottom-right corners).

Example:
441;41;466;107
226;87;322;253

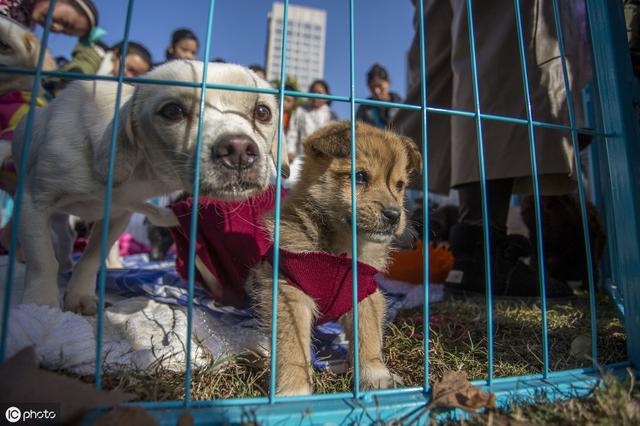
270;132;290;179
304;121;352;159
399;135;423;174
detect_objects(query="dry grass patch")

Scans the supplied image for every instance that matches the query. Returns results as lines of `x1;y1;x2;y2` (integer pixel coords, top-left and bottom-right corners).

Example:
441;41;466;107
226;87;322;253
72;293;626;403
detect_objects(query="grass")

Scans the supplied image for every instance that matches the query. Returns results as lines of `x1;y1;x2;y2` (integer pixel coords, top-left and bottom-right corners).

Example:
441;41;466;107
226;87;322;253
74;293;630;423
385;293;627;387
448;370;640;425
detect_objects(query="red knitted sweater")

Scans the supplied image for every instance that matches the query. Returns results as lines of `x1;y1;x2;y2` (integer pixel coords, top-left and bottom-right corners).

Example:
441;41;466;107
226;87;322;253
170;186;379;323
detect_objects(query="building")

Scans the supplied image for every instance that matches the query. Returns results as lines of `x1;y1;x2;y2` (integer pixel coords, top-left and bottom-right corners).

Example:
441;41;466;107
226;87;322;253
265;2;327;91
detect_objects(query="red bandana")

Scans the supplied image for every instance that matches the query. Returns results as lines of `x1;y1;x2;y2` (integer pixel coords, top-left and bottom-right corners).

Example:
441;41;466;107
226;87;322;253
170;186;379;322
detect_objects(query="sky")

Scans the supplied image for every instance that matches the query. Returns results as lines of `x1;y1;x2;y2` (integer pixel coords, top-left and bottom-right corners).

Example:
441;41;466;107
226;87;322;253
40;0;416;119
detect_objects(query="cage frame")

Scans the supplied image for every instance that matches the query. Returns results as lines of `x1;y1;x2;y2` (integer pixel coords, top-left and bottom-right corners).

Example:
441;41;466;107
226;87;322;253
0;0;638;424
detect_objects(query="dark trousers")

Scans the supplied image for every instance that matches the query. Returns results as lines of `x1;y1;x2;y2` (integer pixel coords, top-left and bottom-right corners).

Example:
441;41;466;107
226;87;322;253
457;178;514;232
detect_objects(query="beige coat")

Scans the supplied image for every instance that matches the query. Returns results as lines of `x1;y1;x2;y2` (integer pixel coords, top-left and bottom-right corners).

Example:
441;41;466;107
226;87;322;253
393;0;591;195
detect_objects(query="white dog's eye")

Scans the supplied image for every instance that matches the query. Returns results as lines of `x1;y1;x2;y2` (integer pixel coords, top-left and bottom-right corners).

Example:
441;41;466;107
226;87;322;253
159;103;186;121
254;104;272;123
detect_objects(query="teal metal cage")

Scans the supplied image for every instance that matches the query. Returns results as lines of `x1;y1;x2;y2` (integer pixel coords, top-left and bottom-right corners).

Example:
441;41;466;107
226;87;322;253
1;0;639;424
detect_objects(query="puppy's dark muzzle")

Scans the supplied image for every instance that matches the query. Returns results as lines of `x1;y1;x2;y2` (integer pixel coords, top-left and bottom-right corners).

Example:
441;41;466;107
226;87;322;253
213;134;259;170
381;207;401;227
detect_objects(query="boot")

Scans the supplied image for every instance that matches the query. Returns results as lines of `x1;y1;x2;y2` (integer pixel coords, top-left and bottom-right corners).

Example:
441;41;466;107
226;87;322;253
444;223;574;299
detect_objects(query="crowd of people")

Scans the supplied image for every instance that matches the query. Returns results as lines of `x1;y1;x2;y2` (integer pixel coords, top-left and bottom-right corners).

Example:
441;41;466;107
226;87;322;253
0;0;617;300
0;0;407;261
0;0;406;165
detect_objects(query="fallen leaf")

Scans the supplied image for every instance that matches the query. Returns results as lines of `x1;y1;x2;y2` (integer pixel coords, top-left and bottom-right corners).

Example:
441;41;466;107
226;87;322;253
430;371;496;412
569;333;592;359
93;407;158;426
626;399;640;422
178;411;194;426
473;412;537;426
0;346;133;424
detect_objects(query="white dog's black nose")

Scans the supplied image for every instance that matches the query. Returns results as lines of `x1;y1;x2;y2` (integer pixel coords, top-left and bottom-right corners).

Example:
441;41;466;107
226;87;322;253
381;207;401;226
214;135;259;170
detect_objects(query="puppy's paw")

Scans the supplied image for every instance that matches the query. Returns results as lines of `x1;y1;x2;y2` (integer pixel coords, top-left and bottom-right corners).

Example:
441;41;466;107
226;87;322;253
361;364;395;390
63;292;98;316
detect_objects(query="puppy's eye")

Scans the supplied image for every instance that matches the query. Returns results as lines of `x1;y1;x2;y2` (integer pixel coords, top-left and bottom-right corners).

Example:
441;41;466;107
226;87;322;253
396;180;405;191
254;104;272;123
159;103;186;121
355;171;368;185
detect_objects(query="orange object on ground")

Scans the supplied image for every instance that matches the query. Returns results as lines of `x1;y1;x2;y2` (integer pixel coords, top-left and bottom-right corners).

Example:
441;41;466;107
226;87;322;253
385;240;454;284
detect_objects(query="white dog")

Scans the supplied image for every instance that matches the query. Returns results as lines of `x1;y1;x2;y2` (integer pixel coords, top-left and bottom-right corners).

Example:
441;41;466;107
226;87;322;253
13;60;287;315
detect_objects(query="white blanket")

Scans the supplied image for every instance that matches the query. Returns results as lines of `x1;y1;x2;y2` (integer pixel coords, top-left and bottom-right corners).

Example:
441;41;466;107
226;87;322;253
6;299;268;375
1;258;266;375
0;255;439;375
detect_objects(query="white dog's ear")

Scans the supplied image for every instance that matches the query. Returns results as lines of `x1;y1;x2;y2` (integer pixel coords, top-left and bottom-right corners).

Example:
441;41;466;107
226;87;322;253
271;131;290;179
119;95;138;145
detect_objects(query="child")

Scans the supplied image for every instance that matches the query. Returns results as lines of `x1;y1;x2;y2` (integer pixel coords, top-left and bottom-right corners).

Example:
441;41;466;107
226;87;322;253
286;79;338;162
97;41;152;78
0;0;98;37
282;84;297;134
1;0;104;95
165;28;199;61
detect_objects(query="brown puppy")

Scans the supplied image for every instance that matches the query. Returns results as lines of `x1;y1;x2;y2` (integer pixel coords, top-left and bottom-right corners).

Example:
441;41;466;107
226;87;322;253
248;121;422;395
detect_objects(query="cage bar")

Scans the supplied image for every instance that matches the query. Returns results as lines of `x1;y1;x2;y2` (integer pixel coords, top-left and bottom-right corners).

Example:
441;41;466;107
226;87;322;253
586;0;640;365
464;0;495;386
0;0;636;423
348;0;361;398
0;65;617;137
417;0;431;393
93;0;136;390
182;0;217;405
268;0;290;402
551;0;599;368
512;0;550;377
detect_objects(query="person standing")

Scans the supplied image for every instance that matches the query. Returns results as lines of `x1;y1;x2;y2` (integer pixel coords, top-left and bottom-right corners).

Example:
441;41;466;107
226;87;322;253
356;63;402;128
392;0;591;297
